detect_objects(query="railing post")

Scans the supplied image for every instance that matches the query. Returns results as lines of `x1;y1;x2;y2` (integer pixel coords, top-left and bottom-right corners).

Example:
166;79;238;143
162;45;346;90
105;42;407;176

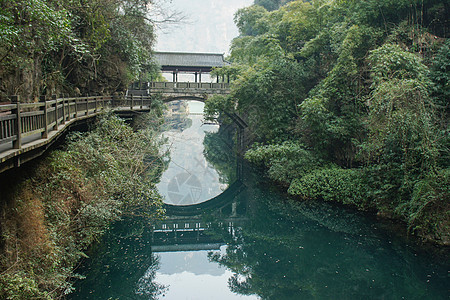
140;95;143;109
11;95;21;149
65;94;70;121
94;95;98;113
130;94;134;110
40;95;48;139
85;94;89;115
74;97;78;119
61;95;66;124
52;95;58;130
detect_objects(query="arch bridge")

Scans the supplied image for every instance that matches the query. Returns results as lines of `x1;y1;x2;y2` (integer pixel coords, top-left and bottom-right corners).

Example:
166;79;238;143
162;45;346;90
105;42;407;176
152;179;249;252
129;51;231;102
149;81;230;103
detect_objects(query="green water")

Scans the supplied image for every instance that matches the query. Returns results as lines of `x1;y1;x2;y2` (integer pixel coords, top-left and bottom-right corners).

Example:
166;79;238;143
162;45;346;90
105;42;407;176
70;101;449;299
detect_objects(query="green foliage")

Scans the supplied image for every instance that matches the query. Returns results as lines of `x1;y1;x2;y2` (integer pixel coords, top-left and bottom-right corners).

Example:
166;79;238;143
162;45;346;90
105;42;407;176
0;112;166;298
288;167;369;208
429;39;450;111
245;142;320;184
212;0;449;244
234;5;270;37
255;0;281;11
0;0;160;99
254;0;296;12
298;24;382;166
204;94;236;122
0;272;49;300
364;43;438;176
232;57;311;141
398;168;450;242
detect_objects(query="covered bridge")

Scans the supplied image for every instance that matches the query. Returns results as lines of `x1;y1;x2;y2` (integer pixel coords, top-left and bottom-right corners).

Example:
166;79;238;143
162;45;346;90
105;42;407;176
153;52;229;82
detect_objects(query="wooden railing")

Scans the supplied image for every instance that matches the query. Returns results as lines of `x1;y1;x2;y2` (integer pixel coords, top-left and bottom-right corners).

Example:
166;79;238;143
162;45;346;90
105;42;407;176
0;94;153;152
126;82;231;91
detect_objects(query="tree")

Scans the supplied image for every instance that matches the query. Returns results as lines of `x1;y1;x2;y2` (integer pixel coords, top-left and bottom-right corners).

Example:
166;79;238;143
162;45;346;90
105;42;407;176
0;0;182;100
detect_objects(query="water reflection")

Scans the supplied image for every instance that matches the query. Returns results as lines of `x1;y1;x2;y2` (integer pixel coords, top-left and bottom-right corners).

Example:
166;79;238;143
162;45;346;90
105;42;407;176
70;104;449;300
71;218;167;299
154;249;258;300
207;182;449;299
157;101;228;205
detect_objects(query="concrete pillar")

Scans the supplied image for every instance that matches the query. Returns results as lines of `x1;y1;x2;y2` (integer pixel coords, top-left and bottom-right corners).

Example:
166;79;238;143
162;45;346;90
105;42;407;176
199;70;202;83
195;72;198;83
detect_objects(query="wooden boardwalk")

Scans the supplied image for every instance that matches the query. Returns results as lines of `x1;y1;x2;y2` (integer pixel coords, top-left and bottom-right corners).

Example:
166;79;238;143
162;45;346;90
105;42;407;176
0;94;153;173
0;83;232;173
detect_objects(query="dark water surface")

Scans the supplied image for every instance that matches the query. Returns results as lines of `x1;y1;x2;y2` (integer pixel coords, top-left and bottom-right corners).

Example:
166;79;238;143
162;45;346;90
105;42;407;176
70;101;449;299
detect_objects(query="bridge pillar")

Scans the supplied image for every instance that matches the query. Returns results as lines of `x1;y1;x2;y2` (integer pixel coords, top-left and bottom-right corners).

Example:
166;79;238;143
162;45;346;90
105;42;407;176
199;70;202;83
195;72;198;83
172;69;179;82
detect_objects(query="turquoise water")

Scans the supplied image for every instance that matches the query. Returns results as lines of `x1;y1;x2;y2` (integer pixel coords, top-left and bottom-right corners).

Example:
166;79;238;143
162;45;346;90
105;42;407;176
70;102;449;299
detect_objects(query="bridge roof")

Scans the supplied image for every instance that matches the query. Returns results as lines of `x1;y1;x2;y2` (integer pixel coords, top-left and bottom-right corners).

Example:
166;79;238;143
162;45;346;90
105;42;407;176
154;52;228;72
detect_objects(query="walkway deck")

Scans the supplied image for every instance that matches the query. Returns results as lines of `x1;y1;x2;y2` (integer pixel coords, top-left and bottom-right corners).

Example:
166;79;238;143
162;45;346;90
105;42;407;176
0;95;153;173
1;81;232;173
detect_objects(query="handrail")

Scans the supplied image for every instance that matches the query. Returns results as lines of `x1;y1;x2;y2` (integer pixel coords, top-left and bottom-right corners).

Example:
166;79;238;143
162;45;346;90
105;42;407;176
0;94;153;155
148;82;230;90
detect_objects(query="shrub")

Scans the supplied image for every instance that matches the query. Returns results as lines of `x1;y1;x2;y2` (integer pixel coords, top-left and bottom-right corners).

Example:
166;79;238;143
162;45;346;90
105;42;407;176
288;167;369;208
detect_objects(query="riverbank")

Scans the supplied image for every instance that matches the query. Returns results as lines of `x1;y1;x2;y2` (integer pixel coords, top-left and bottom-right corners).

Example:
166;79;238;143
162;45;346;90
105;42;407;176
0;112;166;299
204;1;449;249
244;148;449;247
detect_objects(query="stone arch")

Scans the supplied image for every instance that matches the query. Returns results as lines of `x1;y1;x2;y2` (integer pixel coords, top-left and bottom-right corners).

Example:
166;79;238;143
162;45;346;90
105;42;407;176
162;95;207;103
164;180;245;216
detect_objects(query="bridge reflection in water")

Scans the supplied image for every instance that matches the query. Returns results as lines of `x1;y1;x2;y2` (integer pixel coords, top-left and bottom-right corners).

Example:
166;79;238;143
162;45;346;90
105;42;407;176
152;179;248;252
153;99;246;253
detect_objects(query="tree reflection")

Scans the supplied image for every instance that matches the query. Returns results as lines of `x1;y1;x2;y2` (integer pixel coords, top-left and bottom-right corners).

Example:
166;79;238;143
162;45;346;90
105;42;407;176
203;124;237;184
71;218;167;299
162;100;192;132
207;184;448;300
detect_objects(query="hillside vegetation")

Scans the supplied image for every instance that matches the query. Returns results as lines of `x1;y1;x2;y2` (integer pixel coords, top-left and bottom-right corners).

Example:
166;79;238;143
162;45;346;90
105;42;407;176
206;0;449;244
0;110;167;299
0;0;166;101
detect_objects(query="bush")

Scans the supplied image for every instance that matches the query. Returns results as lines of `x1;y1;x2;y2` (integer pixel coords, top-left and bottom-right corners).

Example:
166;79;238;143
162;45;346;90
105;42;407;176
397;168;450;243
245;141;320;185
0;272;48;300
288;167;369;208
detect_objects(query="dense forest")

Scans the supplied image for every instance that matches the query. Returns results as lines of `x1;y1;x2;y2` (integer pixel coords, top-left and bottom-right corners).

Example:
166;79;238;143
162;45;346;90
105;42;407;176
207;0;449;244
0;0;169;101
